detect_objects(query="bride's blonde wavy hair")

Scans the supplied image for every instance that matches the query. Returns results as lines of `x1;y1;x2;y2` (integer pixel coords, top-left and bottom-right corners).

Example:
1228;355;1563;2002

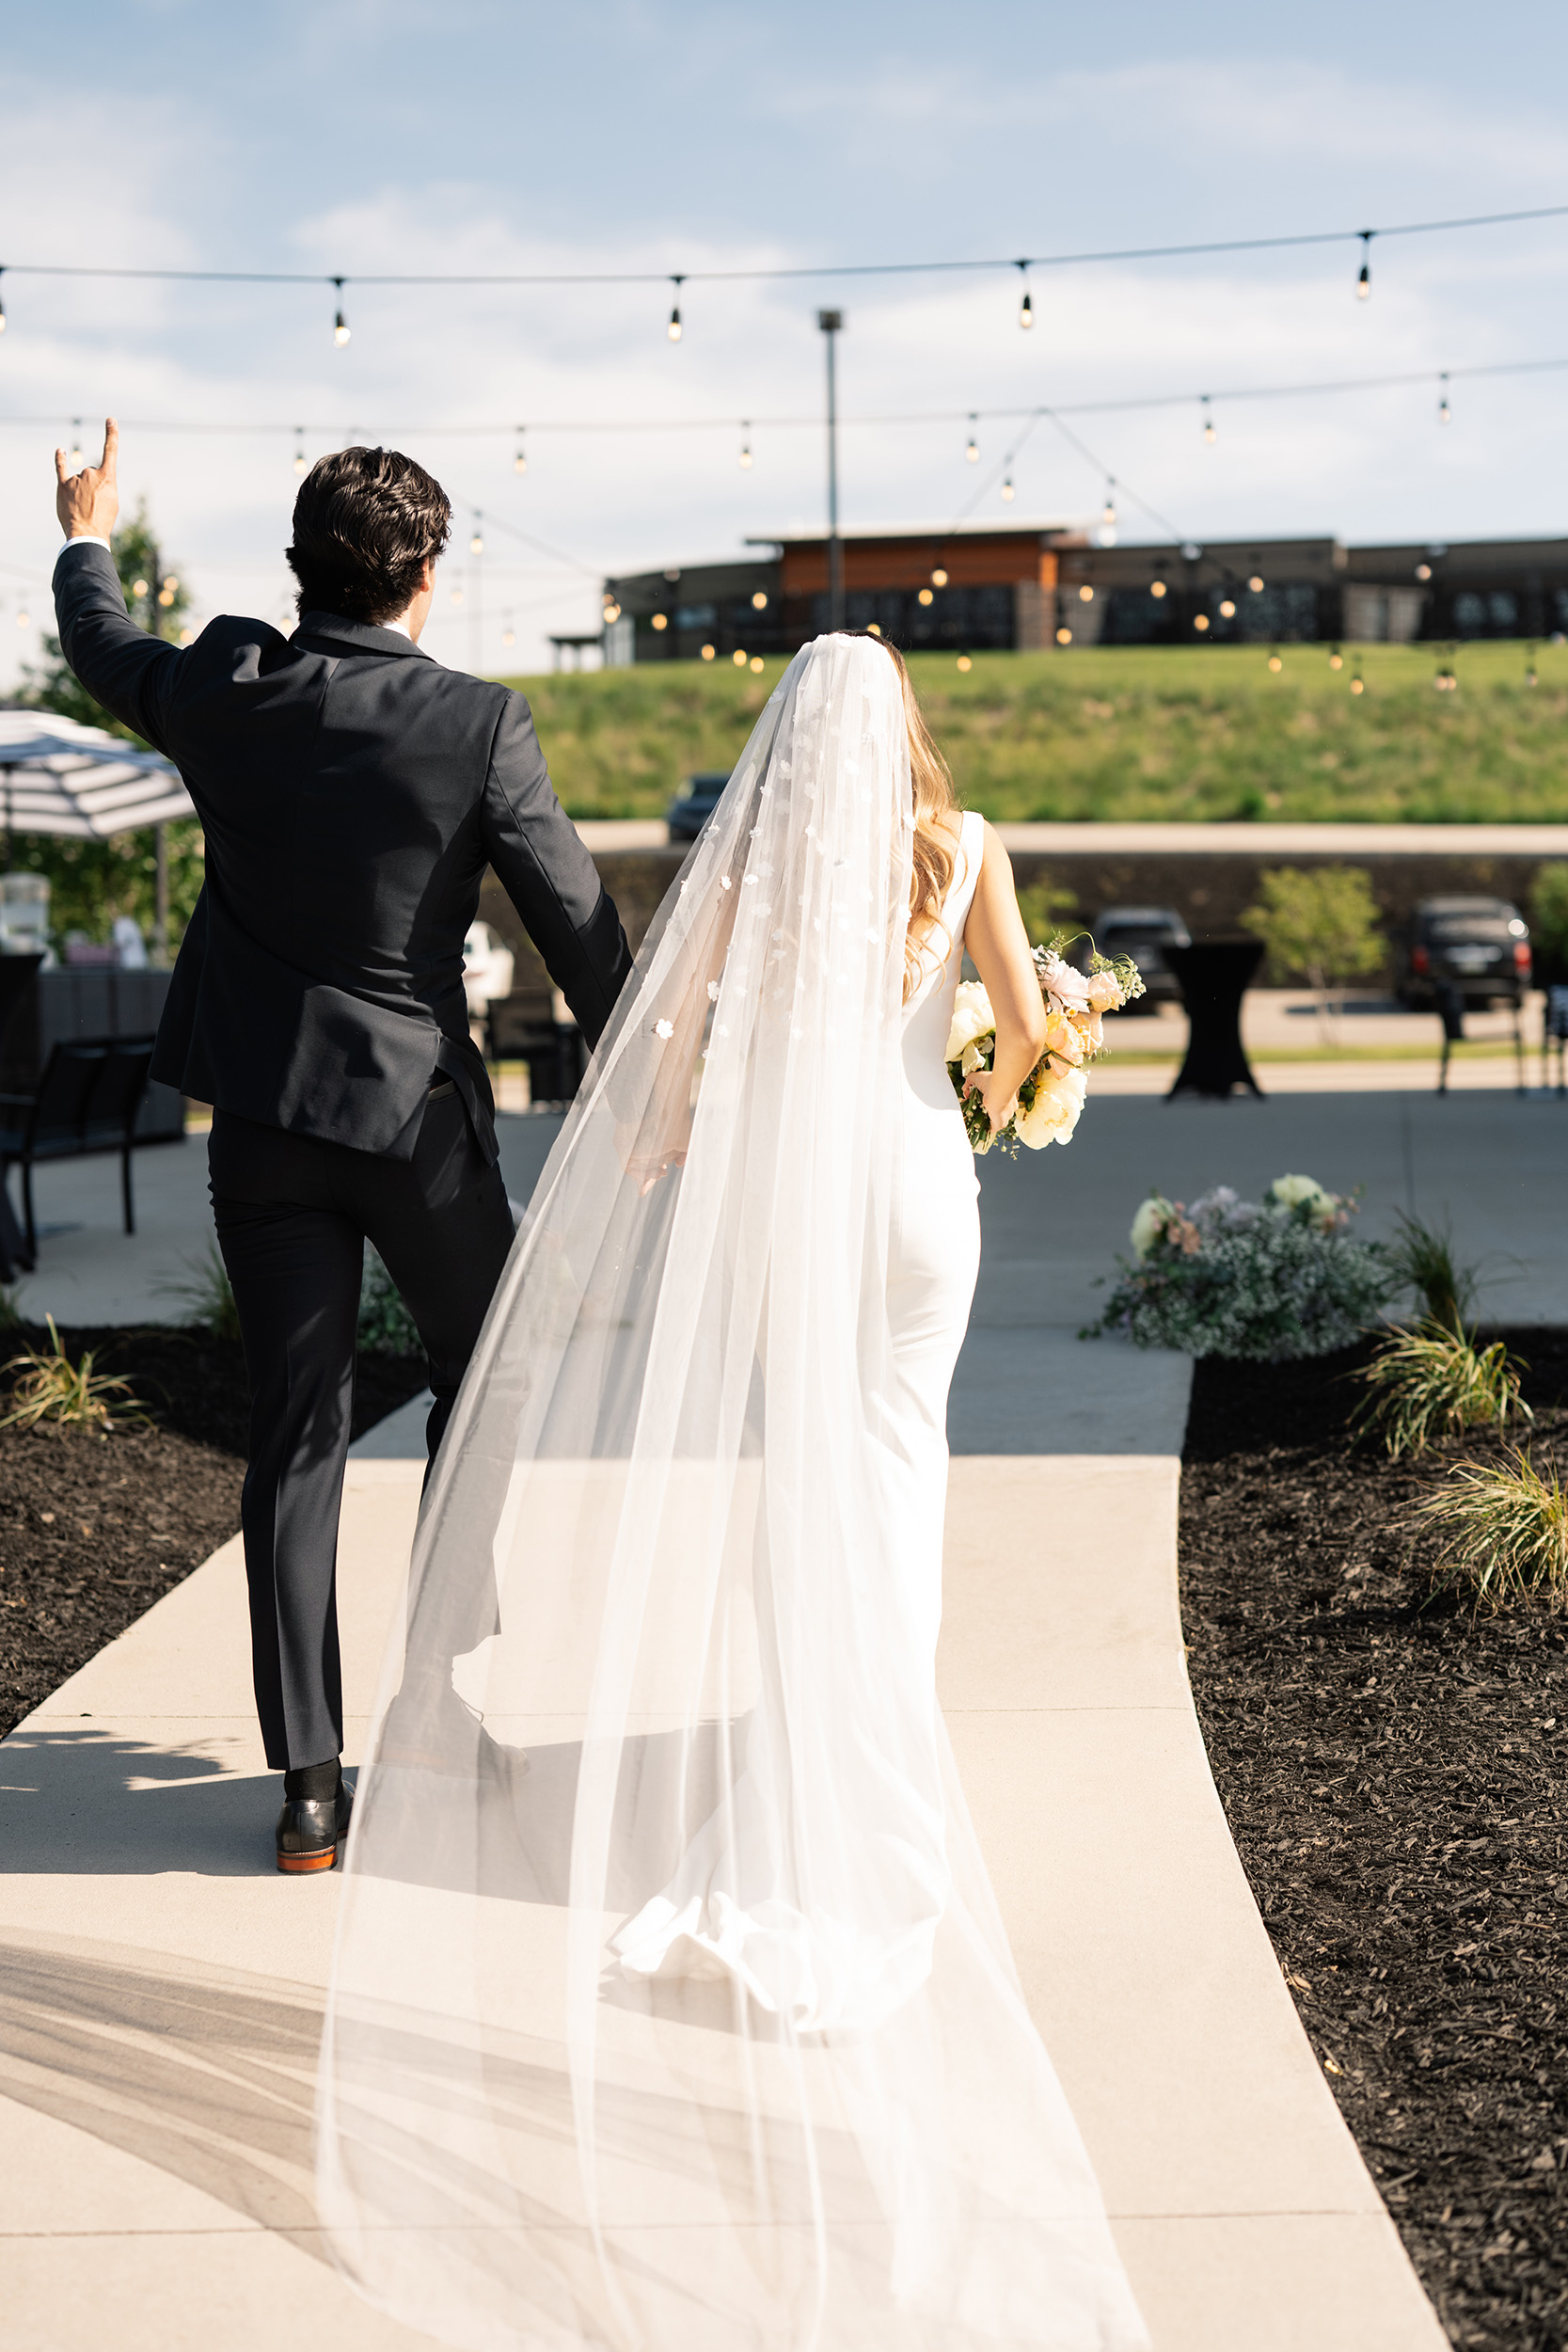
842;632;962;997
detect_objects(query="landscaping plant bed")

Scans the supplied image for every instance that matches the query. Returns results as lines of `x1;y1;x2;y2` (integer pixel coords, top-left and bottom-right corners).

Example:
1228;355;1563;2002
1180;1330;1568;2352
0;1326;427;1740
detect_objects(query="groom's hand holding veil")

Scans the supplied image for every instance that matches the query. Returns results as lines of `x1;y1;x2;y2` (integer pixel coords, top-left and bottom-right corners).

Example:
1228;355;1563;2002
55;417;120;542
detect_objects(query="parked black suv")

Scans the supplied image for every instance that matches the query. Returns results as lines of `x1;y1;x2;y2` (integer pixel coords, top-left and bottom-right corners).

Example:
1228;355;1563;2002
1401;896;1532;1009
1088;906;1191;1005
666;771;731;842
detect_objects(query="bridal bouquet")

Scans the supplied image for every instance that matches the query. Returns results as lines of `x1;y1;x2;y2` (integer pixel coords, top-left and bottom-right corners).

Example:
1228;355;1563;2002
945;939;1145;1153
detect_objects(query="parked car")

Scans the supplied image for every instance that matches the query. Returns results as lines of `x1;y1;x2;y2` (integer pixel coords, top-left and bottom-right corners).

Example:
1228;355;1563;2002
1087;906;1192;1005
666;771;731;842
1400;896;1532;1009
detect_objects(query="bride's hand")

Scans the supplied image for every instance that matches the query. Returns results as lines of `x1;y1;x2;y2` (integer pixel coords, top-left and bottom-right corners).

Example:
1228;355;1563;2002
962;1069;1019;1136
626;1144;688;1196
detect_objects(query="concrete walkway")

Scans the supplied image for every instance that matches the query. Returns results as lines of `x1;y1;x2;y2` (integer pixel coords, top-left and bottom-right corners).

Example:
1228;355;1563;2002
0;1096;1464;2348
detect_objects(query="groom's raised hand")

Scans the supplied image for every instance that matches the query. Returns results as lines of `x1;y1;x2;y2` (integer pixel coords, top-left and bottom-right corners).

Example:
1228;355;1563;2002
55;416;119;542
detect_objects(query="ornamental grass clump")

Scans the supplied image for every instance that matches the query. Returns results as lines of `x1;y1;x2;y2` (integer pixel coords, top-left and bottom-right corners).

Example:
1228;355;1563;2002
1415;1450;1568;1613
0;1317;149;1432
1352;1322;1529;1459
1084;1173;1397;1359
1384;1209;1477;1339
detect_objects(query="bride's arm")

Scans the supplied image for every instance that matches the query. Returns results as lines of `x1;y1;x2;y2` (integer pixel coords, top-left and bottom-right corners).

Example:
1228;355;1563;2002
625;882;740;1192
960;823;1049;1134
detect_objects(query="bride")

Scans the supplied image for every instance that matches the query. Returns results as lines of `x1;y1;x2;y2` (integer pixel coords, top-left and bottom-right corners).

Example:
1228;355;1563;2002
318;632;1149;2352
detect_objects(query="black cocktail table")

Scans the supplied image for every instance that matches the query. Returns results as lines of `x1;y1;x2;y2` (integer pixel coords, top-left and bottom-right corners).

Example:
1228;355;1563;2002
1166;937;1265;1101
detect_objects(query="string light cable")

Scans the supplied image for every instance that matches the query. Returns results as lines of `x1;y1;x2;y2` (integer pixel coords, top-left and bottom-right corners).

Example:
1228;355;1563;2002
8;352;1564;454
1;200;1564;306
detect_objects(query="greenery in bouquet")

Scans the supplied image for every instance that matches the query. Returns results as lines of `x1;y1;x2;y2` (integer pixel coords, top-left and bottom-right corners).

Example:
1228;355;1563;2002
1084;1173;1398;1359
945;931;1145;1155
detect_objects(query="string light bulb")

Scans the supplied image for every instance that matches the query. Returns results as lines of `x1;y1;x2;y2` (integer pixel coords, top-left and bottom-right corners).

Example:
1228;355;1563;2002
1016;261;1033;329
69;421;84;469
1149;579;1167;600
965;416;979;463
1248;573;1264;592
15;607;30;630
1201;397;1216;445
131;578;148;600
738;422;752;469
501;619;515;648
293;430;307;477
514;433;527;475
1000;476;1015;502
1350;674;1365;695
469;521;484;555
450;585;464;608
1101;483;1117;529
918;587;934;607
701;644;716;660
332;278;350;345
1194;613;1211;632
931;565;948;588
1055;627;1072;645
1219;598;1236;618
751;590;768;611
957;653;973;671
667;275;684;342
1438;373;1451;425
1356;230;1372;300
1268;650;1284;672
1328;647;1344;671
0;269;7;335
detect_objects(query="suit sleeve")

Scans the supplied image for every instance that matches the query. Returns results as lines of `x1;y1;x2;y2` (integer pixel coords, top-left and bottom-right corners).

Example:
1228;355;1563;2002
479;691;633;1046
51;543;180;753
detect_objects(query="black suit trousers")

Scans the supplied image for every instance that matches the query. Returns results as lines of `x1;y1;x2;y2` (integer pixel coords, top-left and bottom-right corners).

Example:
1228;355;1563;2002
209;1089;515;1769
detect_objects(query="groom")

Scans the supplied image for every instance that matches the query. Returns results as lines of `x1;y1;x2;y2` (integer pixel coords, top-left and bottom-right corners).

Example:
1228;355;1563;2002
52;422;632;1870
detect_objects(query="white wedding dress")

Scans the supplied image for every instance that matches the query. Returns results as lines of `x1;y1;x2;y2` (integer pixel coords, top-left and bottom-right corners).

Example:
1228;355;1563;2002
318;646;1148;2352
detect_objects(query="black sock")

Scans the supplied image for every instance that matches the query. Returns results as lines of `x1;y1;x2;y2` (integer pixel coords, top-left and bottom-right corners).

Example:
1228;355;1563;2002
284;1757;341;1803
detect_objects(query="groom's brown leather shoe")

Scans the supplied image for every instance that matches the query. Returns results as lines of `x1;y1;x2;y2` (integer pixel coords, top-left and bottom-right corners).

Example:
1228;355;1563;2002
275;1778;353;1873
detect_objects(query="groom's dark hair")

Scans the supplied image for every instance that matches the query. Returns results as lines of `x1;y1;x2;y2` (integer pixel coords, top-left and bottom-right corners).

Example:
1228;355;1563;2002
287;445;452;626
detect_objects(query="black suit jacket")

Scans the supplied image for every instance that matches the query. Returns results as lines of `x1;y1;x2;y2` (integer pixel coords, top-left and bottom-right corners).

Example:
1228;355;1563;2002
52;542;631;1162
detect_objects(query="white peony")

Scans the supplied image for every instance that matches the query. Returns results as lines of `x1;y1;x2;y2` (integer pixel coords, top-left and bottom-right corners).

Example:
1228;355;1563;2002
1016;1059;1087;1150
1130;1194;1176;1257
945;979;996;1063
1269;1173;1329;1211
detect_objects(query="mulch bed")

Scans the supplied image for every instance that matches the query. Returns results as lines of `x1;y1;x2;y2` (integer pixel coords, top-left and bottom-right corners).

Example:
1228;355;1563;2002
0;1326;427;1740
1180;1330;1568;2352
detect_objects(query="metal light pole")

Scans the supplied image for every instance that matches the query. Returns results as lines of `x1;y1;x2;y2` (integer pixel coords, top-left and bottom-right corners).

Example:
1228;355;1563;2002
818;310;845;629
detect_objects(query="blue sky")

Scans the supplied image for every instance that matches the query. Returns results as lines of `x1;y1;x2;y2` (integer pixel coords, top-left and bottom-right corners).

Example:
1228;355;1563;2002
2;0;1565;679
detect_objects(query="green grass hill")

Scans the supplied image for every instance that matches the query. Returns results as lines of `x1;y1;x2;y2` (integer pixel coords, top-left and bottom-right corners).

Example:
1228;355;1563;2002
502;639;1568;825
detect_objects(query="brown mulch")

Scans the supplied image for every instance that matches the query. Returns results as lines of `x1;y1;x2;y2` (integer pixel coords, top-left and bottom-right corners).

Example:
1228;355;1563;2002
0;1326;427;1740
1180;1330;1568;2352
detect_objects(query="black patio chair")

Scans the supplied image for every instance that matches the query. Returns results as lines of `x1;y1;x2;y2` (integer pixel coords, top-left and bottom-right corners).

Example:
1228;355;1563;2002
0;1033;156;1266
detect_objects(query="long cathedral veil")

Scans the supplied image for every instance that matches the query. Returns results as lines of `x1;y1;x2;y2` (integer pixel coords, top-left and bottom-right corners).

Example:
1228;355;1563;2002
317;635;1148;2352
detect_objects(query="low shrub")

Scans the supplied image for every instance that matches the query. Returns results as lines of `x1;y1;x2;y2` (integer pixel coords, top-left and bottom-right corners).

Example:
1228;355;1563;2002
1415;1450;1568;1613
1084;1175;1397;1359
1384;1210;1477;1338
358;1249;423;1359
1352;1322;1529;1458
0;1317;149;1431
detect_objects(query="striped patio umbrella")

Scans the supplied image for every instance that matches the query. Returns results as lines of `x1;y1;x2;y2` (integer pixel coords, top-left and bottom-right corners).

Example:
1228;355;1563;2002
0;707;194;839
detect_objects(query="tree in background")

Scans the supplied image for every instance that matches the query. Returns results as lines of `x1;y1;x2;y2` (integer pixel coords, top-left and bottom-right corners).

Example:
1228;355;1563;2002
1014;871;1079;946
1528;863;1568;984
1243;865;1386;1042
18;502;205;948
